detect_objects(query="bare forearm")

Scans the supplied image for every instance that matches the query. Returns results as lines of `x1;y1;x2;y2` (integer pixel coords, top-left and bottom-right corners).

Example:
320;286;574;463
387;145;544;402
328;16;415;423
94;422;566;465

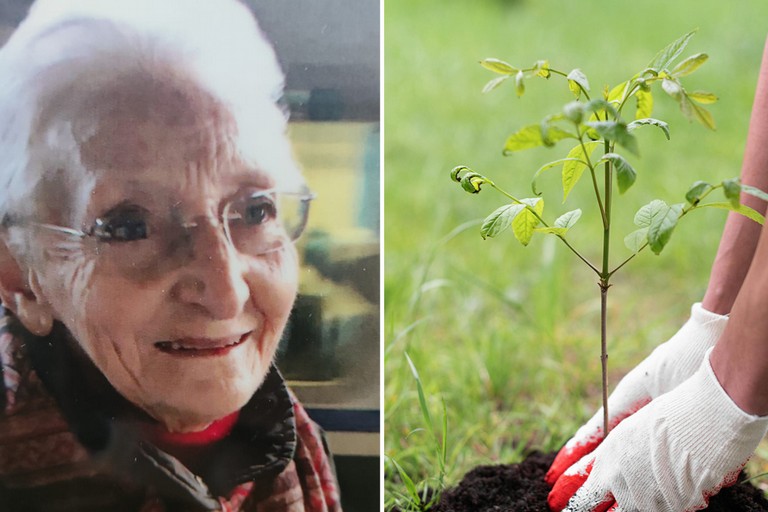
711;216;768;415
703;36;768;314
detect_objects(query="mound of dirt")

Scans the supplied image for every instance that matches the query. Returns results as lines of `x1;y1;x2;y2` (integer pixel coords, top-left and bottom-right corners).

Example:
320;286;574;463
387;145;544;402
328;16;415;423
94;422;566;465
429;452;768;512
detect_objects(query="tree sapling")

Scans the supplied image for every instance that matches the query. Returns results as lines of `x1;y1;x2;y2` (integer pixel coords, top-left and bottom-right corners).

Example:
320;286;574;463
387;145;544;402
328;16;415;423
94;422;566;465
451;30;768;436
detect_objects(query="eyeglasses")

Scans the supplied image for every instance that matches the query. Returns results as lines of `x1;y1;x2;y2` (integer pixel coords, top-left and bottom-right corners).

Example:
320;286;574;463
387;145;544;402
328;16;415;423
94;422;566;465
3;188;314;272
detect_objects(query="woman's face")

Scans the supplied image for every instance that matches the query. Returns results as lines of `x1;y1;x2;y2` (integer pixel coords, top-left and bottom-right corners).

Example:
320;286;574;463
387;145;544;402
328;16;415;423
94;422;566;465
22;78;299;432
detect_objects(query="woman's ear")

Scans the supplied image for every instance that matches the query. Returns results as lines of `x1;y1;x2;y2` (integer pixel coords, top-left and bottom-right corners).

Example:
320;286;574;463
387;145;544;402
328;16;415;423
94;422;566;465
0;239;54;336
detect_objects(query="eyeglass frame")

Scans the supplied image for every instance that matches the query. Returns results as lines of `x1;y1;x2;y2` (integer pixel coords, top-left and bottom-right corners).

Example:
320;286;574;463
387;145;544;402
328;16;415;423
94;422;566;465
0;186;316;258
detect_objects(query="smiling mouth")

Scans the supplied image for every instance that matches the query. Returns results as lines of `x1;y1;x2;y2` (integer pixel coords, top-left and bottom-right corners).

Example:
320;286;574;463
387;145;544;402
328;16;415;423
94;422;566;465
154;332;252;357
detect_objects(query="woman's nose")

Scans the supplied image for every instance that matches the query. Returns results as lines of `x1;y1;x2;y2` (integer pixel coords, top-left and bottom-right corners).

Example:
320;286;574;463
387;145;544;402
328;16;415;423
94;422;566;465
171;223;249;319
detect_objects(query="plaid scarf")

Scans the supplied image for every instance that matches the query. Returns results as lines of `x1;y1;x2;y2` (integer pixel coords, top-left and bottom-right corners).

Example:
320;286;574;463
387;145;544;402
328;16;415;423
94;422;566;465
0;310;341;511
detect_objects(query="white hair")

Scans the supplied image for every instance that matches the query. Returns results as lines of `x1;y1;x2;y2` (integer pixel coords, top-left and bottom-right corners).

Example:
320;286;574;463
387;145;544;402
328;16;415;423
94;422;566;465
0;0;303;219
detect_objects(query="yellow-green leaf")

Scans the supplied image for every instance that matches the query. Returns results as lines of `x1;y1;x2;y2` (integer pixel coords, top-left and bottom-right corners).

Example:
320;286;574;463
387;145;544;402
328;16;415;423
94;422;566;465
690;100;716;130
562;142;600;202
636;88;653;119
671;53;708;77
532;158;582;196
687;91;718;104
515;70;525;97
535;60;551;78
701;202;765;225
483;75;509;94
480;58;518;75
503;124;544;154
607;81;630;103
512;198;544;246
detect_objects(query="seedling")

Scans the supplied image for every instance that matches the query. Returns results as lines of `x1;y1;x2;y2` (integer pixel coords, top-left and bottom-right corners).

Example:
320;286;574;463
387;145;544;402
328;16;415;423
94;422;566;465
451;30;768;435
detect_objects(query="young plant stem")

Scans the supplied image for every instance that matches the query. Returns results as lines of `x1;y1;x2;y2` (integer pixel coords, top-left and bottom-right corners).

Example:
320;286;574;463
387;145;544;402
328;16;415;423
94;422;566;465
600;140;614;436
600;282;610;437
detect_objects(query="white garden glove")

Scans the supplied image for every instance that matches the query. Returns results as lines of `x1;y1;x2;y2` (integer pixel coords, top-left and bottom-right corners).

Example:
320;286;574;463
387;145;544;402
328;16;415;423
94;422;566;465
548;349;768;512
545;303;728;486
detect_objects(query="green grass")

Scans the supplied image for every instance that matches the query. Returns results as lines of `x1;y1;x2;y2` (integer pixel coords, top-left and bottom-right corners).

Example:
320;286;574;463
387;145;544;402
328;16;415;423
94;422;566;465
384;0;768;505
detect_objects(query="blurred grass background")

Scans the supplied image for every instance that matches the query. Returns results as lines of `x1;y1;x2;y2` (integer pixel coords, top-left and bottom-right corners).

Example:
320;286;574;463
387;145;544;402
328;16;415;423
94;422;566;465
384;0;768;504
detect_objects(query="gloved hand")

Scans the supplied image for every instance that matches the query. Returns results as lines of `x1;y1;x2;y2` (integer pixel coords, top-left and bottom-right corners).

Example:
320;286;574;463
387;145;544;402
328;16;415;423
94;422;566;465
545;303;728;486
547;349;768;512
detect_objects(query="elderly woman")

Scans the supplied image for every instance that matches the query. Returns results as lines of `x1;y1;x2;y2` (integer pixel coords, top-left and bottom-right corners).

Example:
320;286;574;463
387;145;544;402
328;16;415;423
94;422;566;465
0;1;341;511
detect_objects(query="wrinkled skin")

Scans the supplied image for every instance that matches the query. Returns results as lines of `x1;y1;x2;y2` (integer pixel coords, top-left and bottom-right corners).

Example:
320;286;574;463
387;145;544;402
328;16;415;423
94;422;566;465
3;74;299;432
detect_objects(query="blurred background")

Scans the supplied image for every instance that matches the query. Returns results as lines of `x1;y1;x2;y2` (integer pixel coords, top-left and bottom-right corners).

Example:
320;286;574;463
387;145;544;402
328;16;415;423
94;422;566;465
384;0;768;506
0;1;380;511
251;3;380;511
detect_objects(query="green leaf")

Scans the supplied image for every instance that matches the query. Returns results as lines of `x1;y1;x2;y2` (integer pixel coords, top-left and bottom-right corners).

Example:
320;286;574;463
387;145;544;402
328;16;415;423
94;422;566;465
587;121;640;156
480;204;525;239
723;177;741;207
686;90;718;104
636;88;653;119
515;70;525;97
503;124;544;153
627;118;670;140
741;183;768;203
451;165;468;182
661;78;683;100
567;68;590;98
532;158;583;195
554;208;582;229
689;100;716;130
562;141;600;201
624;228;649;253
634;199;667;227
685;180;712;204
458;171;487;194
700;202;765;225
534;226;567;236
599;153;636;193
387;457;421;505
482;75;509;94
648;202;684;254
480;58;519;75
671;52;708;77
405;351;434;438
512;198;543;246
648;30;697;72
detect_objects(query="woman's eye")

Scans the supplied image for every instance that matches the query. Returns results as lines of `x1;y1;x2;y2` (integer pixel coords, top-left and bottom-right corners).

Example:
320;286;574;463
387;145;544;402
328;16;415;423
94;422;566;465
239;196;278;226
92;205;150;242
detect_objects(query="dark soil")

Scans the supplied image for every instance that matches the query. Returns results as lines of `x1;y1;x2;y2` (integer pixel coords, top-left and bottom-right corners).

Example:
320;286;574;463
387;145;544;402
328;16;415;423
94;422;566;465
427;452;768;512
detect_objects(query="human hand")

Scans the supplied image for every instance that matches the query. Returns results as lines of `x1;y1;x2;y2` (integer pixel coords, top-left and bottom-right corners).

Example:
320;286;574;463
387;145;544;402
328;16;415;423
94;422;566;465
545;303;727;486
547;350;768;511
